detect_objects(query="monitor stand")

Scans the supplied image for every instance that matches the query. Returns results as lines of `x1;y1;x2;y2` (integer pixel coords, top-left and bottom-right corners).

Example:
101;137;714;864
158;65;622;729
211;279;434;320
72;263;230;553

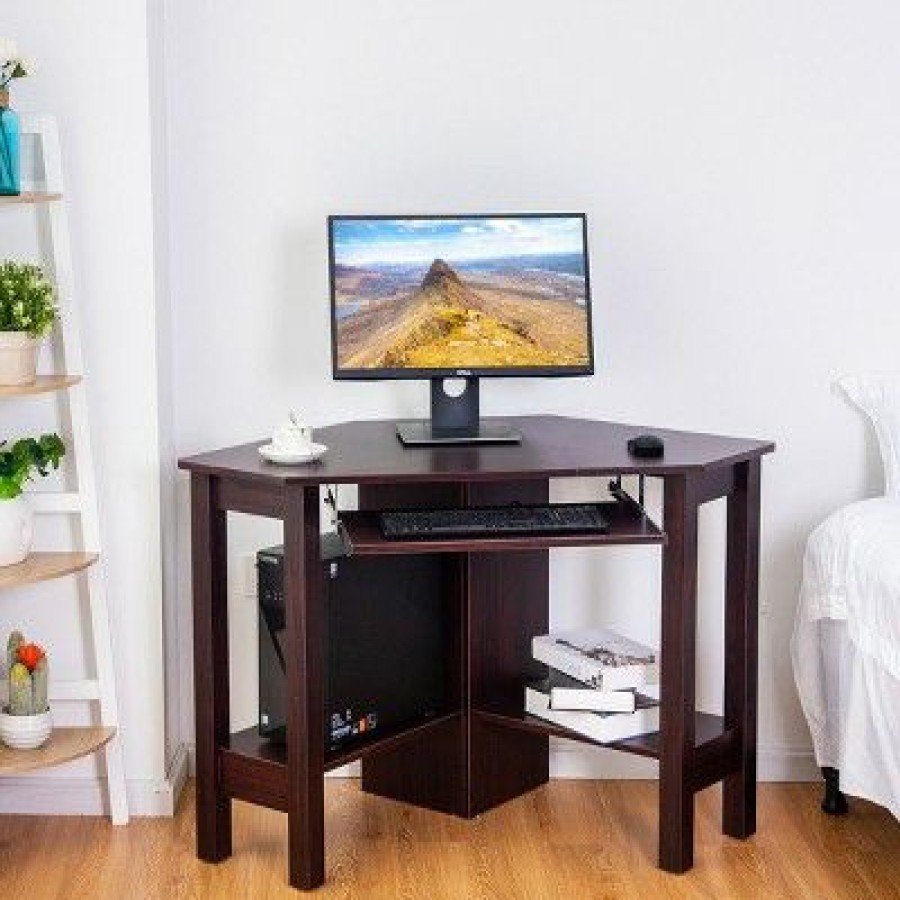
396;377;522;447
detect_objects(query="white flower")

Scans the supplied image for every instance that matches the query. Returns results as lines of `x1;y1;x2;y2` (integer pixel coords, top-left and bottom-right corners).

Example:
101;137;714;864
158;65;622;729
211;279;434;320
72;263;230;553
0;39;19;67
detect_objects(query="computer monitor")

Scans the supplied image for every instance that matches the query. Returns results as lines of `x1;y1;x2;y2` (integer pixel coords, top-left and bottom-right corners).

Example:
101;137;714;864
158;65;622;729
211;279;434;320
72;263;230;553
328;213;594;445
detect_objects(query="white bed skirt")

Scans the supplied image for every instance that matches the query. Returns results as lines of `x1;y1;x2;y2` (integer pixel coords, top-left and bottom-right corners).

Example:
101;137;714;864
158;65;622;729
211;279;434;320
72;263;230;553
792;497;900;819
793;602;900;819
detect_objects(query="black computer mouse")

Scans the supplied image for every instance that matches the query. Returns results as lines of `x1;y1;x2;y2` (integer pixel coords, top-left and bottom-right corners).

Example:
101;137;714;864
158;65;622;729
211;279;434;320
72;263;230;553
627;434;665;458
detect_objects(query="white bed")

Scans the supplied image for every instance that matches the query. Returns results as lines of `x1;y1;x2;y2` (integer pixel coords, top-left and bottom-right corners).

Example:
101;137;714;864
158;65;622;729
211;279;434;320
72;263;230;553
792;373;900;819
792;497;900;818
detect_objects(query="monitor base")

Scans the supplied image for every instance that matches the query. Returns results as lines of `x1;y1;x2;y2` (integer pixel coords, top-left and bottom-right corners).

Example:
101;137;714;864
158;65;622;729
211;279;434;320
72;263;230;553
396;420;522;447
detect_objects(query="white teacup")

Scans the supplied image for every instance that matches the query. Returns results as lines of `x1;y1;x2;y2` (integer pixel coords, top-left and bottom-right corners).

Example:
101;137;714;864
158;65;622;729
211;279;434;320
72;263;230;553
273;419;313;454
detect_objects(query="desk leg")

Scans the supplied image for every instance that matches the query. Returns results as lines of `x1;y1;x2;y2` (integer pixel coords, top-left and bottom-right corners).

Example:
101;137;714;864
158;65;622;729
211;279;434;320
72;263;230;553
190;474;232;862
723;459;761;839
283;486;325;890
659;474;699;873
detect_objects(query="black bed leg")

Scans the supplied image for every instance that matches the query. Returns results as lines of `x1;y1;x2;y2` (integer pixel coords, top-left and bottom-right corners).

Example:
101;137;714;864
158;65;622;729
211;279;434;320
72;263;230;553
821;767;849;815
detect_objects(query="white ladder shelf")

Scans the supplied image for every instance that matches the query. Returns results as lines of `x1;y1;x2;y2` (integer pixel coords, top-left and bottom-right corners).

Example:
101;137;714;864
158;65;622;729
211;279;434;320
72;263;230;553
0;115;128;823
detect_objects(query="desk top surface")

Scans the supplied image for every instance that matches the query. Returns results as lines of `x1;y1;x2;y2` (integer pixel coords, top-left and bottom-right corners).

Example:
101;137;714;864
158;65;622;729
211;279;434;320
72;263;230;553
178;416;774;486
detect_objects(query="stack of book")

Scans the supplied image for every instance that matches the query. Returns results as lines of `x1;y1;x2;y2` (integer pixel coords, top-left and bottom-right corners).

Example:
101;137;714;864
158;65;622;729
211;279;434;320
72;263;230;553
526;627;661;743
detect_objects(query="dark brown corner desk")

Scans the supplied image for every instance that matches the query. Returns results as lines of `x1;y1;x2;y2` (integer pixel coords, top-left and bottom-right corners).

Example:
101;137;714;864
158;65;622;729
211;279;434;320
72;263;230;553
178;415;774;891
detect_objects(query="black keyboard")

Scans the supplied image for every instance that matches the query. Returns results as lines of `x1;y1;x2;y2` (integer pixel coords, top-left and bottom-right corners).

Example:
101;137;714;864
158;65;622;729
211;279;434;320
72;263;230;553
379;503;610;540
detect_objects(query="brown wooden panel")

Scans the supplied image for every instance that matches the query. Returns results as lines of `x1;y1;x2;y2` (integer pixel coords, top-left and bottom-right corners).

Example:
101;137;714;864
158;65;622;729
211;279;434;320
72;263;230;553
217;477;284;517
472;705;727;762
467;480;550;816
361;716;468;817
221;715;466;813
358;481;465;511
190;474;232;862
470;716;549;815
692;730;741;794
658;473;700;873
221;733;288;812
283;486;326;890
358;482;469;817
694;465;737;505
326;712;463;771
179;416;775;486
723;459;761;838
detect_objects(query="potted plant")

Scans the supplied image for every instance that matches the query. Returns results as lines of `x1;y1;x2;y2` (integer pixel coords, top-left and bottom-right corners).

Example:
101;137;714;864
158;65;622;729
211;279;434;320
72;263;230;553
0;631;51;749
0;433;65;566
0;261;58;385
0;38;30;196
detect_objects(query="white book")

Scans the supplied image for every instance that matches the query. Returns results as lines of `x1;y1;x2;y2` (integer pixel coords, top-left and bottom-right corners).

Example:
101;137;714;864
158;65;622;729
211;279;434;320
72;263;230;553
526;681;659;744
532;627;659;691
547;670;636;713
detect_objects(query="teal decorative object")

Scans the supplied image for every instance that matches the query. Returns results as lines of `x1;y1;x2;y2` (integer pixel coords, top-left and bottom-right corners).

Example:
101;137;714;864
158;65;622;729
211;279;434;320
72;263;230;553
0;40;30;196
0;90;19;196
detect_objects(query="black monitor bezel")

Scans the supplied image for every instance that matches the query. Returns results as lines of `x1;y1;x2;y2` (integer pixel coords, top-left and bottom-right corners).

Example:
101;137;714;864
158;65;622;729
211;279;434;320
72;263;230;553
328;212;595;380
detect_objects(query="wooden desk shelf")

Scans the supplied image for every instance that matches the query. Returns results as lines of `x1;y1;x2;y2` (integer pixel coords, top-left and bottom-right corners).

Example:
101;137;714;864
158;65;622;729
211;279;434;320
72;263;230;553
221;713;462;813
473;699;727;761
339;500;663;556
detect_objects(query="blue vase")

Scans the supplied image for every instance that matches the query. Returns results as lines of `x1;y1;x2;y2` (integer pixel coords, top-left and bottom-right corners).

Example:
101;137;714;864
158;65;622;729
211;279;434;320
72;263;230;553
0;95;21;196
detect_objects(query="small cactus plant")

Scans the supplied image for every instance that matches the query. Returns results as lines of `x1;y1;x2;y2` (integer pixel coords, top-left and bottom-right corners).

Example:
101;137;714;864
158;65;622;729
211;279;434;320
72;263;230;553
4;631;48;715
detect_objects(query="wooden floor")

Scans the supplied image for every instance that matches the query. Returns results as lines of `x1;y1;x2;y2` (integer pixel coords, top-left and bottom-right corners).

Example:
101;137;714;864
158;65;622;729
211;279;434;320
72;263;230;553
0;780;898;899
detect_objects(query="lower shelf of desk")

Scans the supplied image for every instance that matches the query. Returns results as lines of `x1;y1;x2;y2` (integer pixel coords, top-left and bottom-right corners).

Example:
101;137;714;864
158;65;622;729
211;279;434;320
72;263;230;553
473;701;740;790
221;712;461;812
221;703;739;817
473;702;721;756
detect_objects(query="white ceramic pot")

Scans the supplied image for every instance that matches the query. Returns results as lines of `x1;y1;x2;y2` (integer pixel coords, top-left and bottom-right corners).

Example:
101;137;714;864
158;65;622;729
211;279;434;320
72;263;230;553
0;495;34;567
0;332;40;386
0;708;53;750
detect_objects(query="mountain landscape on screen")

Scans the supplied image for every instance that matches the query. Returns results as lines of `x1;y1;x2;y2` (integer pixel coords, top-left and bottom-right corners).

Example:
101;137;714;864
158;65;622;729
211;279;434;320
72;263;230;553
332;217;591;370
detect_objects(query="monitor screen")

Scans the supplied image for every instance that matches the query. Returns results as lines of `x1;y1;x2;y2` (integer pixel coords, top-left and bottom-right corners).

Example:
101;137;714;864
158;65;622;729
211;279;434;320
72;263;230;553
329;213;594;379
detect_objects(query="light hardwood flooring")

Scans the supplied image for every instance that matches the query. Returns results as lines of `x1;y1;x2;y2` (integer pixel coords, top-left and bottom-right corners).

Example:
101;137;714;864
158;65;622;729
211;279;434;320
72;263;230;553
0;780;898;899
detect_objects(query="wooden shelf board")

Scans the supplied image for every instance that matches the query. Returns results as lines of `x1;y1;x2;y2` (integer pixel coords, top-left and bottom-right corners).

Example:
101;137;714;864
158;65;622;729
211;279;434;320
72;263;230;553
473;702;726;761
0;726;114;775
0;375;81;398
0;191;63;205
340;501;664;556
0;552;98;589
222;712;462;812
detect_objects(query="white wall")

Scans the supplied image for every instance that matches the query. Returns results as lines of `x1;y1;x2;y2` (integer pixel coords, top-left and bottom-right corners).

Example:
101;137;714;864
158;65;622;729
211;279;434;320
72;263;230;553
0;2;169;812
162;0;900;776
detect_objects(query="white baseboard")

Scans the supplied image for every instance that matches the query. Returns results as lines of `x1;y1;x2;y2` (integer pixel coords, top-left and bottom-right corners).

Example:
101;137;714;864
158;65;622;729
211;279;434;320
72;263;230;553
0;743;191;818
0;736;815;819
166;742;191;811
549;741;658;779
547;741;819;782
758;744;820;782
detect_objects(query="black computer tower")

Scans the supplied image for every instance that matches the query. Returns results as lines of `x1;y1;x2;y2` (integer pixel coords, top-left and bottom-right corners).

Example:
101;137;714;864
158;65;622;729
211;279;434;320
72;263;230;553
257;534;447;749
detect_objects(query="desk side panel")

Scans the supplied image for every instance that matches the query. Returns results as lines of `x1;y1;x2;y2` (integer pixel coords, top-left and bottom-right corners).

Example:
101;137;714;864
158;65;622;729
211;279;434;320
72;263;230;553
467;481;550;815
358;483;469;816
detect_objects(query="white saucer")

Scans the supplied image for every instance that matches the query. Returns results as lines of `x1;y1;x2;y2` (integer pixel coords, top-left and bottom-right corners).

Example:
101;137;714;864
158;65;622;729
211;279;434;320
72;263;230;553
259;442;327;465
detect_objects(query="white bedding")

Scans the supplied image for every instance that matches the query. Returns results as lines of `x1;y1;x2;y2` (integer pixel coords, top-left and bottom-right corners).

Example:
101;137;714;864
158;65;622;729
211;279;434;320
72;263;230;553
792;497;900;818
